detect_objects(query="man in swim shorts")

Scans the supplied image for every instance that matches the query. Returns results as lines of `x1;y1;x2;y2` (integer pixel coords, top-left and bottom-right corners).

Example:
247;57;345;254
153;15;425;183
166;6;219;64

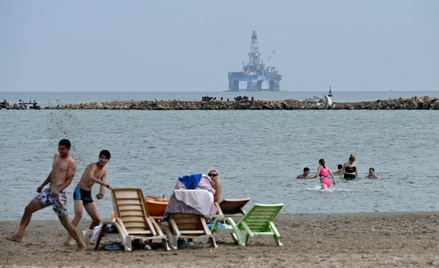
296;167;312;179
5;139;87;252
65;150;113;246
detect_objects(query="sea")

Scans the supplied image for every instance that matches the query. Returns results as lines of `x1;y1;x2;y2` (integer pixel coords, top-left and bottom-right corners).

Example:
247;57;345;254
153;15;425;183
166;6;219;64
1;90;438;221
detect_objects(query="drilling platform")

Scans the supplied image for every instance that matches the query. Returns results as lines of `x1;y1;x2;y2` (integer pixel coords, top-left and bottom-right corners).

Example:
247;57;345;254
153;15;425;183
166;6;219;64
227;31;282;91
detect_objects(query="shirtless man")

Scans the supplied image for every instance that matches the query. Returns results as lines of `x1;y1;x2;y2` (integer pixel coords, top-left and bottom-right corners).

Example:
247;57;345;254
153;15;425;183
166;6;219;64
334;164;343;174
5;139;87;252
296;167;312;179
65;150;113;245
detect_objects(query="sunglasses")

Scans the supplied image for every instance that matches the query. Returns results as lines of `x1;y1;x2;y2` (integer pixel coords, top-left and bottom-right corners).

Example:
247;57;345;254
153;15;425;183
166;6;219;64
208;173;218;177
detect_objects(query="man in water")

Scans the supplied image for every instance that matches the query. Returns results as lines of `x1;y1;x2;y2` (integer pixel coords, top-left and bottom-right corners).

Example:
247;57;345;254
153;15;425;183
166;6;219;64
334;164;343;174
65;150;113;245
296;167;312;179
5;139;87;252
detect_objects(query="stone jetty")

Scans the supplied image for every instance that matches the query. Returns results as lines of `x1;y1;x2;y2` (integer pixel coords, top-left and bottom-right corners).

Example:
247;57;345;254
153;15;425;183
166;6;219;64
44;96;439;110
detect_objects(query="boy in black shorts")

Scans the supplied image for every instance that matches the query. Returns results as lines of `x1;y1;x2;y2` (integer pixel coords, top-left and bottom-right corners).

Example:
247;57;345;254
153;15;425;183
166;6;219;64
65;150;113;245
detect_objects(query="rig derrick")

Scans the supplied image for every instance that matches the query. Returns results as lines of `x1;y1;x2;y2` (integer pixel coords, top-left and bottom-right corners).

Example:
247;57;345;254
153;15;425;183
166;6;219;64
227;31;282;91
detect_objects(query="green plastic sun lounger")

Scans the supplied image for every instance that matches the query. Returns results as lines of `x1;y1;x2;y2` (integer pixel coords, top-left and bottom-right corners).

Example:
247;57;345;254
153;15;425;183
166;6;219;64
211;203;283;246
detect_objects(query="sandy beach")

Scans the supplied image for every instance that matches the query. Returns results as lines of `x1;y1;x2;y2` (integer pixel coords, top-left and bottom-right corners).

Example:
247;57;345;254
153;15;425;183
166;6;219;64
2;211;439;267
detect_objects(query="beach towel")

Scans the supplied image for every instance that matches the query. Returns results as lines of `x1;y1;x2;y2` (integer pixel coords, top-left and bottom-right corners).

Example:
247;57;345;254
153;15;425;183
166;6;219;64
174;189;214;217
92;218;118;241
178;173;202;189
175;174;216;194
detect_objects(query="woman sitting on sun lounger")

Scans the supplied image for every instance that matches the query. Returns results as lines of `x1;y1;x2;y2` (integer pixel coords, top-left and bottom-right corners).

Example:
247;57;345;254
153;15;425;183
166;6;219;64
164;171;222;247
207;169;222;202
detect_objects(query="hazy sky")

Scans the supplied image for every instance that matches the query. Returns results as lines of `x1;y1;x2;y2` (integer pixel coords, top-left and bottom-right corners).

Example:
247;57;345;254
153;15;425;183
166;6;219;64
1;0;438;92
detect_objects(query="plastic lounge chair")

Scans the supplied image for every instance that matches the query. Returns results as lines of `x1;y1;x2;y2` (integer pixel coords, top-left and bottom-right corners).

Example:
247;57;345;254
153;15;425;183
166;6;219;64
211;203;283;246
145;200;168;222
215;198;251;218
94;188;171;251
161;213;218;249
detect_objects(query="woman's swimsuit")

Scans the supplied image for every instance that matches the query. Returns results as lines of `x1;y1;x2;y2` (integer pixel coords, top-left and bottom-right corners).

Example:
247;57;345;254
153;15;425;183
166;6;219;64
319;166;331;187
344;165;356;179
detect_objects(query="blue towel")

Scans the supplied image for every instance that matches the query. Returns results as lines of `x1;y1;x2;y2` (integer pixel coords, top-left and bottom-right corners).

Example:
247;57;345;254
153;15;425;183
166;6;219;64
207;222;226;230
178;173;202;189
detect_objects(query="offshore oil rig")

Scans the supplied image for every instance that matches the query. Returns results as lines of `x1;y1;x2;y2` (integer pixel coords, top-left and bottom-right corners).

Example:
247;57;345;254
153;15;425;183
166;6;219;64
227;31;282;91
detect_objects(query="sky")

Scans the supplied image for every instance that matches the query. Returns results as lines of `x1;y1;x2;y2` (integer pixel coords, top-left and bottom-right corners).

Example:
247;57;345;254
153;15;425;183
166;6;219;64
0;0;438;92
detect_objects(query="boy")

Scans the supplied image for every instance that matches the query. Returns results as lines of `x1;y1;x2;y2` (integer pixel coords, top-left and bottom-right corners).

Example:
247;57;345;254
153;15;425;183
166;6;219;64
66;150;113;245
296;167;312;179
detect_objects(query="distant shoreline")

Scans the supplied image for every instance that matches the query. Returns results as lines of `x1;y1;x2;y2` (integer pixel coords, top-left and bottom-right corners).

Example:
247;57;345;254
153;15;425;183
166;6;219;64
38;96;439;110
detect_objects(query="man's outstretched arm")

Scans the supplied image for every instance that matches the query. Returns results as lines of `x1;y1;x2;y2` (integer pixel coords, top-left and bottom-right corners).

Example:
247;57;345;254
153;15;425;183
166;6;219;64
96;170;112;200
37;171;52;192
87;165;112;189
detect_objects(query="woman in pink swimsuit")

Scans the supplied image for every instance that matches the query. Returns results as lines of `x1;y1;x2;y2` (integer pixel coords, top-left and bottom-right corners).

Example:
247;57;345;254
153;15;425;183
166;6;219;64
312;159;336;189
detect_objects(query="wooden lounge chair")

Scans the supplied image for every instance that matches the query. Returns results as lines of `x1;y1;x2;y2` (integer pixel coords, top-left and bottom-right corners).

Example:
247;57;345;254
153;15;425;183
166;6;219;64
93;188;170;251
145;200;168;222
215;198;251;218
109;200;168;222
211;203;283;246
161;213;218;249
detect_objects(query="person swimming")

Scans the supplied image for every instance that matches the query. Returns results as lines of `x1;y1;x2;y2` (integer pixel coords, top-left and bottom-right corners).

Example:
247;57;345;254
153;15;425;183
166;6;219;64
312;159;336;190
334;164;343;174
341;155;358;180
296;167;312;179
365;167;380;179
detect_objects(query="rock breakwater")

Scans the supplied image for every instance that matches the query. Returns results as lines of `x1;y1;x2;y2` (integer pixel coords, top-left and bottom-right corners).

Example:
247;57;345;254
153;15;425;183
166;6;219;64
45;96;439;110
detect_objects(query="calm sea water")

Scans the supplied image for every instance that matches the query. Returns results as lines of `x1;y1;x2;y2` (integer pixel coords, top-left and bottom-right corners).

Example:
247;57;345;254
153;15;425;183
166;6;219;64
1;91;438;221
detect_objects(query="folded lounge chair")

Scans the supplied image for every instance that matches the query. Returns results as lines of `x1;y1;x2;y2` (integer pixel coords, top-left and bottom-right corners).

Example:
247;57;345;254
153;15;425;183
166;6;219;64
93;188;170;251
211;203;283;246
215;198;251;218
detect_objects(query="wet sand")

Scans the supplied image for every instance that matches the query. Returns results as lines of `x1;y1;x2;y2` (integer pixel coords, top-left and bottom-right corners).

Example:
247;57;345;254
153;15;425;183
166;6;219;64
2;212;439;267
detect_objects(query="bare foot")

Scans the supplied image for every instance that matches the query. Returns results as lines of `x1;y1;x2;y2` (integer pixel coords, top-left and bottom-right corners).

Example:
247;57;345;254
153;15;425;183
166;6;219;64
65;240;75;246
76;243;87;252
5;235;22;243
